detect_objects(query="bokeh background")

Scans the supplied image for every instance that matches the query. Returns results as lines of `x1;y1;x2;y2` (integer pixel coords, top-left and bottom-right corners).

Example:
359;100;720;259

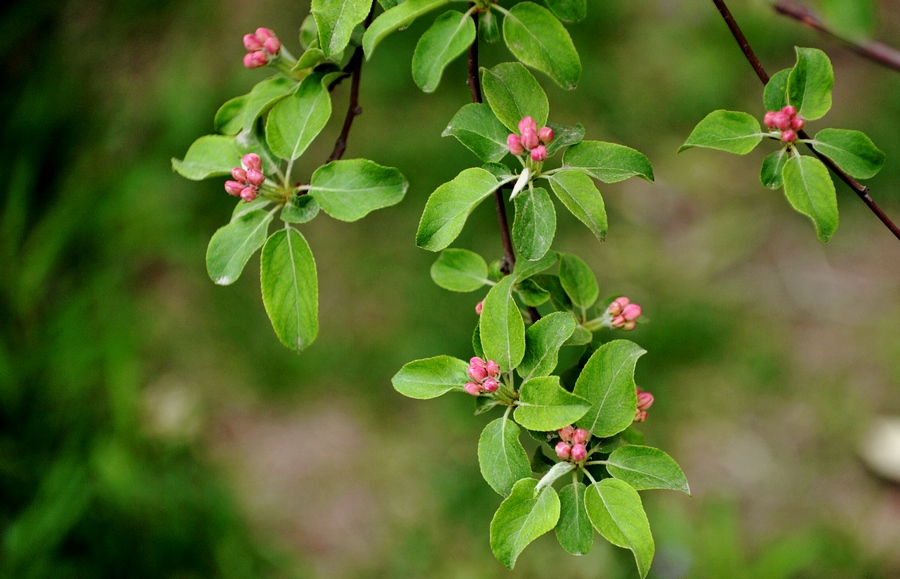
2;0;900;576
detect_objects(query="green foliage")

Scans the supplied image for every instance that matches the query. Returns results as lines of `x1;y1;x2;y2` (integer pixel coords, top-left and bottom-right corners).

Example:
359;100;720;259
265;74;332;161
514;376;590;431
556;482;592;555
171;135;242;180
312;0;372;58
412;10;476;92
430;248;490;292
308;159;408;221
518;312;577;381
480;276;526;372
416;168;505;251
574;340;644;437
787;47;834;121
679;110;762;154
501;2;582;89
363;0;451;57
782;155;838;243
260;227;319;352
548;170;608;241
585;479;654;578
489;478;560;569
605;445;691;494
811;128;885;180
206;207;276;285
562;140;655;183
442;103;511;163
391;355;470;398
760;148;789;190
481;62;550;132
478;417;531;496
512;186;556;260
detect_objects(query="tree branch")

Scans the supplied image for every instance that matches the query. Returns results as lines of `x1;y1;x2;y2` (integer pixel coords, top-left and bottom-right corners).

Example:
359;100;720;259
711;0;900;241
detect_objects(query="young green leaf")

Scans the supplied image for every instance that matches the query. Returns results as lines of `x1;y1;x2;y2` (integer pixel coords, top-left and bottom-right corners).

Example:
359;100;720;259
281;195;320;224
518;312;577;381
240;76;298;132
473;322;485;360
535;461;575;495
362;0;451;57
232;197;272;221
490;478;561;569
312;0;372;59
544;0;586;23
430;248;489;292
443;103;511;163
760;148;789;190
295;47;328;70
206;208;274;285
502;2;581;90
563;325;591;346
481;276;526;372
391;355;470;399
412;11;476;93
266;74;332;161
811;128;885;180
480;9;501;43
782;154;839;242
787;47;834;121
478;417;532;496
513;186;556;261
416;167;502;251
562;140;654;183
574;340;645;437
531;274;572;312
679;110;763;154
585;479;654;579
172;135;242;180
514;376;591;431
548;170;607;242
481;62;549;132
511;250;558;282
299;14;318;49
557;482;593;555
215;95;247;136
558;252;598;310
517;278;550;307
606;445;690;495
544;122;584;157
308;159;408;221
260;227;318;352
763;68;791;112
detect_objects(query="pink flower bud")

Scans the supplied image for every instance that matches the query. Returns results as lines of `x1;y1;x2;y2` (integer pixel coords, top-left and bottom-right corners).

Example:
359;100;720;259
470;356;486;368
637;390;654;411
634;410;648;422
241;153;262;171
264;36;281;54
570;444;587;462
781;130;797;143
572;428;590;445
518;116;537;134
763;111;777;129
611;315;625;328
475;300;484;315
468;364;488;382
555;442;572;459
622;320;637;331
521;127;539;150
464;382;482;396
622;303;642;321
231;167;247;182
791;117;805;131
255;27;275;41
558;426;575;442
773;112;791;131
507;134;524;155
240;186;257;202
530;145;547;162
482;378;499;393
243;34;263;52
243;51;268;68
608;298;626;317
246;169;265;187
538;126;554;144
486;360;500;378
781;105;797;117
225;180;244;196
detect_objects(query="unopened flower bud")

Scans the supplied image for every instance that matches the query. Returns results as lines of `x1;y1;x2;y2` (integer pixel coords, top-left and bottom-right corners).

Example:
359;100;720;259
622;320;637;331
475;300;484;315
243;34;263;51
555;441;572;459
538;126;554;144
255;27;275;41
521;127;539;150
246;169;265;187
518;116;537;134
570;444;587;462
240;186;257;202
482;378;499;393
468;364;488;382
470;356;486;368
558;425;575;441
486;360;500;378
530;145;547;162
781;105;797;117
225;180;244;196
507;134;524;155
465;382;482;396
773;112;791;131
764;111;777;129
623;303;642;321
781;129;797;143
611;315;626;328
231;167;247;182
264;36;281;54
572;428;590;445
791;117;805;131
243;51;268;68
637;389;654;411
634;410;648;422
242;153;262;171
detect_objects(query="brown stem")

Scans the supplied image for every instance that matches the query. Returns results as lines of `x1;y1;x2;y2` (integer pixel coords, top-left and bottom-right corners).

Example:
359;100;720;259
774;0;900;73
711;0;900;241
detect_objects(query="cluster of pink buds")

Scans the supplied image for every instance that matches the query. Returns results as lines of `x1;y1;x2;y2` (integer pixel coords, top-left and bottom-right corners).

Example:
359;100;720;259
555;426;590;462
764;105;805;144
225;154;265;202
243;28;282;68
507;117;554;162
608;297;642;331
634;387;654;423
464;357;501;396
475;300;485;316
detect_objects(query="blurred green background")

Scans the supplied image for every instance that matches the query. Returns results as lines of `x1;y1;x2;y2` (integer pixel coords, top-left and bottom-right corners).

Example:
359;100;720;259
2;0;900;577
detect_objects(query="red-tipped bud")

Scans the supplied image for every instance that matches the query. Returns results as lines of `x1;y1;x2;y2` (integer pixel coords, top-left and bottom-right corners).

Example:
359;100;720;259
791;117;805;131
246;169;265;187
608;297;629;317
521;127;539;150
507;134;524;155
611;315;626;328
637;389;654;411
264;36;281;54
243;34;263;51
538;126;554;144
486;360;500;378
240;186;258;202
518;116;537;134
773;112;791;131
781;130;797;143
231;167;247;182
482;378;499;393
470;356;486;368
465;382;482;396
255;27;275;41
622;303;642;321
622;320;637;331
781;105;797;117
530;145;547;162
468;364;488;382
570;443;587;462
241;153;262;171
555;441;572;459
225;180;244;196
634;410;648;422
764;111;777;129
572;428;590;445
558;425;575;442
475;300;484;315
243;51;268;68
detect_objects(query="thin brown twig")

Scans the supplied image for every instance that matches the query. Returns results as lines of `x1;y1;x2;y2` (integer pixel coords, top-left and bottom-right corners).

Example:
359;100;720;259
711;0;900;241
774;0;900;73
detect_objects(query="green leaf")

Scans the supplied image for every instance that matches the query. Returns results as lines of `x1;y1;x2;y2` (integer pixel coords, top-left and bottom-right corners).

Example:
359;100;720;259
531;274;572;312
512;250;557;282
206;208;274;285
585;479;654;578
241;76;297;132
416;167;501;251
481;62;549;132
308;159;408;221
478;417;532;496
562;141;654;183
281;195;320;224
760;148;789;190
312;0;372;58
679;110;763;154
295;47;327;70
548;170;607;242
480;9;501;43
172;135;241;180
811;128;885;180
518;312;577;381
481;276;526;372
502;2;581;90
516;278;550;307
557;482;593;555
544;0;586;23
558;252;598;310
473;322;485;360
513;187;556;261
363;0;451;57
787;47;834;121
514;376;591;431
606;445;691;495
563;325;591;346
266;74;332;161
483;162;515;180
232;197;272;221
299;14;318;49
430;248;489;292
215;95;247;136
490;478;561;569
391;355;470;399
260;228;318;352
574;340;645;437
412;11;476;93
442;103;511;163
782;155;839;242
544;122;584;157
763;68;791;112
535;461;575;494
